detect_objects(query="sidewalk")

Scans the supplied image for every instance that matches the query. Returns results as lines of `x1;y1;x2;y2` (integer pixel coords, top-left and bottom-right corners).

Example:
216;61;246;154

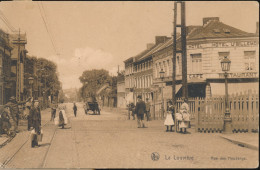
0;108;51;148
219;133;259;150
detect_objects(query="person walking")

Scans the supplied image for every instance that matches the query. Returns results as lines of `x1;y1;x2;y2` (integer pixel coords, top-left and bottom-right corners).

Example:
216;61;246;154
135;95;146;128
29;100;42;148
145;98;151;121
59;110;65;129
73;103;77;117
50;101;57;121
164;100;175;132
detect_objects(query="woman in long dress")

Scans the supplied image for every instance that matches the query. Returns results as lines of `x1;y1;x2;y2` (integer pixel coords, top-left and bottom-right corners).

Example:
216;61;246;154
179;98;190;133
164;101;175;132
59;110;65;129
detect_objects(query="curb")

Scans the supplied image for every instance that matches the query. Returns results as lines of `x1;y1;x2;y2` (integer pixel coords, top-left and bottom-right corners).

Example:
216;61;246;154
220;135;258;151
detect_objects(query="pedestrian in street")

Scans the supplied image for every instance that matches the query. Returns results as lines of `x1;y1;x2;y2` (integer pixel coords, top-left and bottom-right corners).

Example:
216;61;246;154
145;98;151;121
50;101;57;121
178;98;190;134
135;95;146;128
59;110;65;129
73;102;77;117
6;96;19;133
29;100;42;148
164;100;175;132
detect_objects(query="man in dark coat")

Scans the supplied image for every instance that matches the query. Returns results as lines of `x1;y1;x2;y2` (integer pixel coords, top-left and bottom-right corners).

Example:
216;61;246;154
73;103;77;117
29;100;41;148
135;95;146;128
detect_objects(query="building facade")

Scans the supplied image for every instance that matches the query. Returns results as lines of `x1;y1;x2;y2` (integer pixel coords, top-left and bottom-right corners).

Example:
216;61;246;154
9;33;27;102
124;36;170;104
124;17;259;107
117;73;126;108
0;29;13;105
153;17;259;101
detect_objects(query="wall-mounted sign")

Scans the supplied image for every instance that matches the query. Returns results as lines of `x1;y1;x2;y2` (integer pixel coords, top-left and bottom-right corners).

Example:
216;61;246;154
187;41;258;49
219;72;258;78
188;74;203;80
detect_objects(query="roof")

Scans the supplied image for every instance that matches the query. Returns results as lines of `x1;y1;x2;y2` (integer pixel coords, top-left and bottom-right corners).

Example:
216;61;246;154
187;20;256;40
137;43;165;61
151;20;257;55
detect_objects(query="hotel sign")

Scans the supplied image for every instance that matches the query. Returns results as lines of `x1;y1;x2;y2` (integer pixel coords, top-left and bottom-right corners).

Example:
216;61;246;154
219;72;258;78
188;40;258;49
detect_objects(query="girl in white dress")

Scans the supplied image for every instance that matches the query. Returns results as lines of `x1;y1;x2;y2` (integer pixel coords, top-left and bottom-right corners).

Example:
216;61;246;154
164;101;175;132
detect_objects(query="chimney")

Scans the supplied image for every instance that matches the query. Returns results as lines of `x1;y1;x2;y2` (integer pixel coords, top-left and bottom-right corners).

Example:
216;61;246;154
155;36;171;44
203;17;219;26
256;22;259;35
147;43;154;49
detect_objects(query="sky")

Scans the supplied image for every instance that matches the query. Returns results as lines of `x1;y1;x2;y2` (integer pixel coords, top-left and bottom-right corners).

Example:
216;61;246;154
0;1;258;89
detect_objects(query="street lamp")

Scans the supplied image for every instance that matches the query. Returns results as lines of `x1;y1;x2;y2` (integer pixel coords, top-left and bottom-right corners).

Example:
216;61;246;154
221;56;232;133
28;77;34;98
159;69;165;119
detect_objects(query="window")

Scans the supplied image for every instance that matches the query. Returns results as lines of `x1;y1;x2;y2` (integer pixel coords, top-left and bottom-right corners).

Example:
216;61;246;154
244;51;256;71
191;53;202;73
167;60;170;76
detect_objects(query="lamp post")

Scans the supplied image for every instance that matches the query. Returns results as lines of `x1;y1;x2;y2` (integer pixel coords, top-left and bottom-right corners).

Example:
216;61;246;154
221;56;232;133
28;77;34;98
159;69;165;119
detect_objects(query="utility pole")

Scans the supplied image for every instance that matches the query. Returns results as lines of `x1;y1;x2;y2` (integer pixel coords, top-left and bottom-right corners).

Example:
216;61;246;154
173;1;188;131
172;1;188;102
13;28;21;102
181;2;188;100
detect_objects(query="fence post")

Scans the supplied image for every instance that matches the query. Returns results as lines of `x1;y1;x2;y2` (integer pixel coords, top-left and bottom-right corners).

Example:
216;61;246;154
248;89;252;132
195;97;199;132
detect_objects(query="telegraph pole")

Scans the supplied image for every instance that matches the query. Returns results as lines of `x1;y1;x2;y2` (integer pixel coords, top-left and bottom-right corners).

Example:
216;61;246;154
181;2;188;100
173;1;188;131
172;1;188;102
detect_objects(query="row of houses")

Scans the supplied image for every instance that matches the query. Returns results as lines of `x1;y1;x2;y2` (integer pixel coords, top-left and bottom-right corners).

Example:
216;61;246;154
117;17;259;108
0;29;28;105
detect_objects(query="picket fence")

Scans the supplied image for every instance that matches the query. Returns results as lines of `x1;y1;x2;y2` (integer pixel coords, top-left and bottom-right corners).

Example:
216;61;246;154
151;89;259;133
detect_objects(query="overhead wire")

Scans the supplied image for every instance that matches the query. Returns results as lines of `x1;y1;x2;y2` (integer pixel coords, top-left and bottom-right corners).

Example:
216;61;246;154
0;10;18;32
37;2;58;55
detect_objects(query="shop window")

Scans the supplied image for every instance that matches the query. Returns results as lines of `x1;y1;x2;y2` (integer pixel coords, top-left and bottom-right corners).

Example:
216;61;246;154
244;51;256;71
191;53;202;73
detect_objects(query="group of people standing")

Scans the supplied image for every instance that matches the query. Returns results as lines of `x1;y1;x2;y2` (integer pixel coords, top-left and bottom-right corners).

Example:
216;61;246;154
164;98;190;134
129;96;190;133
0;96;26;137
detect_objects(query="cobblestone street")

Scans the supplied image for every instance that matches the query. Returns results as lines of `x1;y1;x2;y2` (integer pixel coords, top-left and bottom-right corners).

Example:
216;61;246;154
0;103;258;168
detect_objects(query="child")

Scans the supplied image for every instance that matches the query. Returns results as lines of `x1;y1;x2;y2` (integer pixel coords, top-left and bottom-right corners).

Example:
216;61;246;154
164;101;175;132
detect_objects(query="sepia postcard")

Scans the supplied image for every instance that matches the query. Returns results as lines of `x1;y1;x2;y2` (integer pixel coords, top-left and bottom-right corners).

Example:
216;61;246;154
0;0;259;169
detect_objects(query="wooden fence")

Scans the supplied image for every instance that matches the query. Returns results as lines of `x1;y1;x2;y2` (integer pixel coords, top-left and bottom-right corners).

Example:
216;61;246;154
150;89;259;133
197;89;259;133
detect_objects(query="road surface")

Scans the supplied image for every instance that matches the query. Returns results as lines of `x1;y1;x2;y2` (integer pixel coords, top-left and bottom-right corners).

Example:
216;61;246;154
1;103;258;169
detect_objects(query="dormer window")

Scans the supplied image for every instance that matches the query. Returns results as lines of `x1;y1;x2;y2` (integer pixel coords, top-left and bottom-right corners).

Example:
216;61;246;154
223;29;230;33
213;29;220;33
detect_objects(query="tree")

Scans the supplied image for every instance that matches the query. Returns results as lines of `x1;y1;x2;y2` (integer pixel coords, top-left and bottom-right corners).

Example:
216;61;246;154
79;69;112;99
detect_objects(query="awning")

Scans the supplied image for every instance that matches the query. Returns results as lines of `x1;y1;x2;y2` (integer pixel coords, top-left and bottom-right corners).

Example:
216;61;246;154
163;84;182;99
210;82;259;96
